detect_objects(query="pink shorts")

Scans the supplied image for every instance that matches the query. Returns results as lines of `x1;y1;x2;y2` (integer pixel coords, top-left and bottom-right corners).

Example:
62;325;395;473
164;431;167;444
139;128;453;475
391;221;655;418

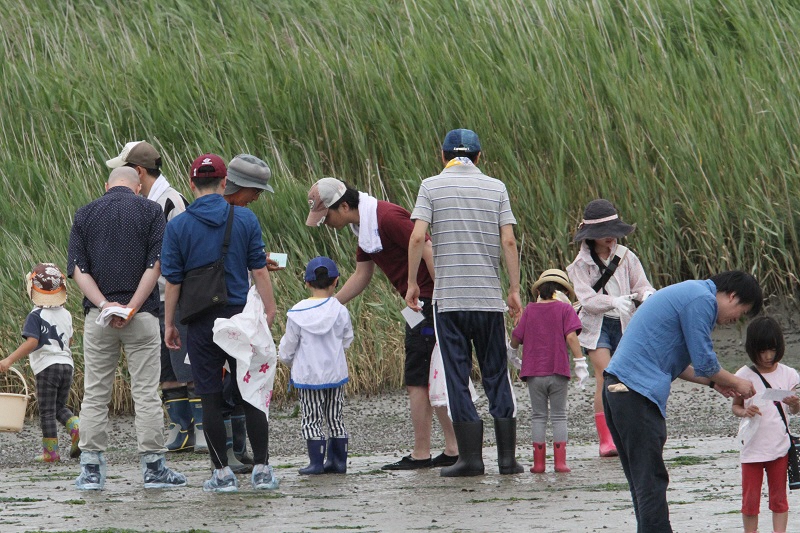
741;454;789;515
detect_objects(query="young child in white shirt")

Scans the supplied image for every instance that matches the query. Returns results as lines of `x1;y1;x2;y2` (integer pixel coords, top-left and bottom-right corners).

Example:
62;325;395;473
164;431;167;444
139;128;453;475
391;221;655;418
279;256;353;475
0;263;79;462
733;316;800;533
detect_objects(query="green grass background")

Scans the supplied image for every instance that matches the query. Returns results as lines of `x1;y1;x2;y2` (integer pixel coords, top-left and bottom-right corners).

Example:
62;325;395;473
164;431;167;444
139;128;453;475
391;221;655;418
1;0;799;410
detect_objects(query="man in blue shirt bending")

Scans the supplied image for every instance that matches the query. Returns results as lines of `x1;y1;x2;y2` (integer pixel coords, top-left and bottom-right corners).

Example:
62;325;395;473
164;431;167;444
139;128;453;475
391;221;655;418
604;271;761;532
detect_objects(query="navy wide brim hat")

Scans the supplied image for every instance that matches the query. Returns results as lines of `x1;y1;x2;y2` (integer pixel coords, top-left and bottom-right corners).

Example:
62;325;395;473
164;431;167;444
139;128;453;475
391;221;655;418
572;199;636;242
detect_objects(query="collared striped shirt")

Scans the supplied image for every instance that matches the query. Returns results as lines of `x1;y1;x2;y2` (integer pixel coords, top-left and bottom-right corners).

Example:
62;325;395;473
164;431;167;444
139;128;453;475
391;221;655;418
411;164;516;312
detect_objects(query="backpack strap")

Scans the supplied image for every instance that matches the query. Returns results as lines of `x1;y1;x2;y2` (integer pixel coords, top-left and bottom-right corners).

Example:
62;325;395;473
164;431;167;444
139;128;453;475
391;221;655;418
750;365;792;435
589;246;627;293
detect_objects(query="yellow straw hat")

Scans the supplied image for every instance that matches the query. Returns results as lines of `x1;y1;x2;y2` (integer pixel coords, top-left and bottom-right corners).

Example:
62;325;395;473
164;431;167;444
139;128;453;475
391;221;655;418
531;269;575;300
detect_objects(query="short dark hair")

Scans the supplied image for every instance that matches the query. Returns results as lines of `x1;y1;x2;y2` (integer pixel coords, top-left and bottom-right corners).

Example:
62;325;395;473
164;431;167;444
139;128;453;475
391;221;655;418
307;267;338;290
709;270;763;316
328;184;360;211
533;281;560;301
125;162;161;178
443;150;480;164
745;316;785;364
192;176;224;191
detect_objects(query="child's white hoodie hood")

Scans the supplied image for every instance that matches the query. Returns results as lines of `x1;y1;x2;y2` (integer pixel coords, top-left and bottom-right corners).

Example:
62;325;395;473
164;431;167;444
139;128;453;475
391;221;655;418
278;297;354;389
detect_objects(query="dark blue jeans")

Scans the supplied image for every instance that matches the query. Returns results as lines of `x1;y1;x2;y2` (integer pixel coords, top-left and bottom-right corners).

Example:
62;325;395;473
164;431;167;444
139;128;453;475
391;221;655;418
434;308;515;423
603;372;672;533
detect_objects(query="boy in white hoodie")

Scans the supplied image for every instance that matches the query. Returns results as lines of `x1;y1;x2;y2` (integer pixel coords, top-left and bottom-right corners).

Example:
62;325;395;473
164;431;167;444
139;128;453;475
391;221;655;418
279;256;354;474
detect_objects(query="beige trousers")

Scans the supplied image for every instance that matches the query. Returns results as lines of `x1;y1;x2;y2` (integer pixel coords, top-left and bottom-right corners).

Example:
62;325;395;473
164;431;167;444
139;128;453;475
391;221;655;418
79;309;165;455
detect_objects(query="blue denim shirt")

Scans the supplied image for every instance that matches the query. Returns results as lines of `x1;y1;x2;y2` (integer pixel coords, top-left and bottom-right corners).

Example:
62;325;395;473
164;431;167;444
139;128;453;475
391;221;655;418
606;279;721;418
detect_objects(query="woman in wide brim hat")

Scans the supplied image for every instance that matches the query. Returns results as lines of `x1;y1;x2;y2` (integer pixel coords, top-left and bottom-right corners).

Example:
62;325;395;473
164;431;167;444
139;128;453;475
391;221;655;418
566;199;656;458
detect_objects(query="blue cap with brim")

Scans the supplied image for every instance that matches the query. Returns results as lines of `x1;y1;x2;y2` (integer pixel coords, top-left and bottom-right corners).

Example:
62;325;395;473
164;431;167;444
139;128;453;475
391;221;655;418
442;129;481;153
305;256;340;281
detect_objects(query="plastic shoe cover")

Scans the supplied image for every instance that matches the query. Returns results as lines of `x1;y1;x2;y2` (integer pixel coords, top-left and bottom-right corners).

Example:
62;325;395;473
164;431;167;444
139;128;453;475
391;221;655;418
252;464;280;490
75;452;106;490
203;466;238;493
141;454;187;489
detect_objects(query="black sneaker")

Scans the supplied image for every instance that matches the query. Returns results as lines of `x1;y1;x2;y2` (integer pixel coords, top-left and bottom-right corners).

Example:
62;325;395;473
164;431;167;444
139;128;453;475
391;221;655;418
381;455;432;470
430;453;458;467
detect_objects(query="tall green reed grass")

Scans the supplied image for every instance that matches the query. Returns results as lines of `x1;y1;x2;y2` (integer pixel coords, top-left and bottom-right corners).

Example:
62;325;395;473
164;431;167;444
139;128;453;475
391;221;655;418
2;0;800;410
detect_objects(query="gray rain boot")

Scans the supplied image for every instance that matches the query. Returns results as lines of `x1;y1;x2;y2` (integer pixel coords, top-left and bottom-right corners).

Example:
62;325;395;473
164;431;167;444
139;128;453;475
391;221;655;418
299;439;326;475
323;436;348;474
188;392;207;453
163;387;195;452
441;420;485;477
224;417;252;474
494;417;524;474
231;411;254;464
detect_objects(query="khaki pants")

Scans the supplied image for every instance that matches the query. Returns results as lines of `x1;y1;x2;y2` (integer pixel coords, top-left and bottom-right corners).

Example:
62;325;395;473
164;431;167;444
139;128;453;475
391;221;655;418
79;310;165;455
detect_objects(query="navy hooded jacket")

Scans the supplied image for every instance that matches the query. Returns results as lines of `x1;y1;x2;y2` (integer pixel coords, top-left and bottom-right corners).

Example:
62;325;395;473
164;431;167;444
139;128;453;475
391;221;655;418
161;193;267;305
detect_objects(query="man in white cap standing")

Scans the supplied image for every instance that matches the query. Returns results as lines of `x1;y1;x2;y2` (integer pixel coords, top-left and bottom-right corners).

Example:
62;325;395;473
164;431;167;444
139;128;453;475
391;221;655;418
106;141;200;455
305;178;459;470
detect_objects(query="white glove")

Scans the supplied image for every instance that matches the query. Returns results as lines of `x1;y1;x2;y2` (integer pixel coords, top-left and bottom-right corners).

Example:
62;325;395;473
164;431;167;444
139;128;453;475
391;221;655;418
612;295;636;315
574;357;589;389
641;290;655;303
507;340;522;370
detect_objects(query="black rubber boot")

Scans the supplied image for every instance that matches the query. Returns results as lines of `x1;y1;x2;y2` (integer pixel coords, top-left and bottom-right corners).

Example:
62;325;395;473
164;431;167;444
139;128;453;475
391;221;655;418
224;417;252;474
494;417;524;474
299;439;326;475
188;391;207;453
323;437;348;474
441;420;485;477
231;411;254;464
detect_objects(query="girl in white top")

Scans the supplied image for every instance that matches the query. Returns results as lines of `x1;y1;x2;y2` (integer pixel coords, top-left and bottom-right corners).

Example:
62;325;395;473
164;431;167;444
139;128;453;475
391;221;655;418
566;199;655;457
733;316;800;533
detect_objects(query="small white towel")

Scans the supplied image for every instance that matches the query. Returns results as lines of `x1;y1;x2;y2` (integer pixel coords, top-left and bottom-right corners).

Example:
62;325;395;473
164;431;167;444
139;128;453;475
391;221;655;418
94;306;135;327
349;192;383;253
147;174;170;203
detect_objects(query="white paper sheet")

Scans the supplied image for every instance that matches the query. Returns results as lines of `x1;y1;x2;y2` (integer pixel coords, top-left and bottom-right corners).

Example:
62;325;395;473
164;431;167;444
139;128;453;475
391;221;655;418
401;305;425;328
761;389;795;401
268;252;287;268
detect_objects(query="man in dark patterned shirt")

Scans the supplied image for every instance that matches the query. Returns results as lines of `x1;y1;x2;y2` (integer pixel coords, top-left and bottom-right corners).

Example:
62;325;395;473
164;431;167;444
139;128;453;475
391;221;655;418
67;166;186;490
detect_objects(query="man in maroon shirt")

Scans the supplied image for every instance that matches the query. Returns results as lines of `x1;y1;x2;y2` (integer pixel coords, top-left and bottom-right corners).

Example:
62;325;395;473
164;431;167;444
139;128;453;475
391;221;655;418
306;178;458;469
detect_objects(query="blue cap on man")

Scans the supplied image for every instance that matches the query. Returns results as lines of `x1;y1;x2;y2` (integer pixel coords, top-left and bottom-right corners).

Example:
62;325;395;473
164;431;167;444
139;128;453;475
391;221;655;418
442;129;481;153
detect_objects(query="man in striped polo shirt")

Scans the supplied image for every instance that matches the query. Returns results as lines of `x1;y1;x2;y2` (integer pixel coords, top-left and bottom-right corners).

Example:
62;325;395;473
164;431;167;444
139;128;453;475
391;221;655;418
406;128;524;477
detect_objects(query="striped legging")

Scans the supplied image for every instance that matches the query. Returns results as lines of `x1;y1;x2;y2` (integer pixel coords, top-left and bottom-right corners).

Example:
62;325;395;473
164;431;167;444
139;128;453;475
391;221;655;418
298;386;346;440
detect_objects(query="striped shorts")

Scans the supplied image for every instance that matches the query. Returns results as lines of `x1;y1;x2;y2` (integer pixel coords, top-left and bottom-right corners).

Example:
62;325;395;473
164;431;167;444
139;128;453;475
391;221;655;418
298;387;347;440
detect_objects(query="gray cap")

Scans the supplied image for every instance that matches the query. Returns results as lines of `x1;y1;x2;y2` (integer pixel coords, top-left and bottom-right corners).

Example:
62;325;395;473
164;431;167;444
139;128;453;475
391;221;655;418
224;154;273;195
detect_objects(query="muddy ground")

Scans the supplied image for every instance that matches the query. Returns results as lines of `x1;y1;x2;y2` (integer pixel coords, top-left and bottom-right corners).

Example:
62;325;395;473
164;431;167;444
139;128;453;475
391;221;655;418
3;321;800;533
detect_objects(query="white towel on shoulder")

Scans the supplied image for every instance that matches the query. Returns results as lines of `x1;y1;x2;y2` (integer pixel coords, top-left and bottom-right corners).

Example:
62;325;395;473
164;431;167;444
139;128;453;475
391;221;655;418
147;174;170;203
349;192;383;253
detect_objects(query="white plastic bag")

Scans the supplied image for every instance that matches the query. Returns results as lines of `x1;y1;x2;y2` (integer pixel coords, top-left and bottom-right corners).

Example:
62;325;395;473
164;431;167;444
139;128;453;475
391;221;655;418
428;343;479;408
737;416;761;449
212;286;277;417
